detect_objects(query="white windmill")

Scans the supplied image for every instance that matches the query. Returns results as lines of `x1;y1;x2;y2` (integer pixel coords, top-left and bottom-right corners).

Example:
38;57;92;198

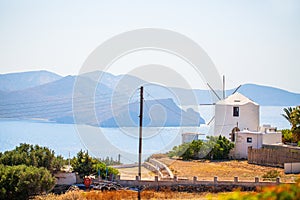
203;76;260;140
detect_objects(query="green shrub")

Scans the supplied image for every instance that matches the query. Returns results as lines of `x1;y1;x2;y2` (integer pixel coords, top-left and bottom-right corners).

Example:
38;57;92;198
222;178;300;200
71;150;119;179
0;164;55;200
262;170;281;181
0;143;65;172
282;129;293;144
168;136;234;160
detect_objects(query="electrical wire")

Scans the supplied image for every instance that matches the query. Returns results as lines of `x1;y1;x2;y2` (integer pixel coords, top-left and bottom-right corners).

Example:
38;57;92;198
0;86;202;126
143;89;201;123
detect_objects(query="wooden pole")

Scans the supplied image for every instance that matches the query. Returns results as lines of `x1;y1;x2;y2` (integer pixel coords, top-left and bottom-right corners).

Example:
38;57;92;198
138;86;144;179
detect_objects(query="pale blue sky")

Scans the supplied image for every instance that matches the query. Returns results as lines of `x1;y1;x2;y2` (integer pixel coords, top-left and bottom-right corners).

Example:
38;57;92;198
0;0;300;92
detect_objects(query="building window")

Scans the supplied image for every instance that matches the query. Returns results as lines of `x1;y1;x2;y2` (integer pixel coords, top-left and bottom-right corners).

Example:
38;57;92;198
247;137;252;143
233;107;239;117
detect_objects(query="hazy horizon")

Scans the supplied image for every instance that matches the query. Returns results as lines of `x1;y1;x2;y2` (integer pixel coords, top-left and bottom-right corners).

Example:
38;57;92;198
1;69;300;94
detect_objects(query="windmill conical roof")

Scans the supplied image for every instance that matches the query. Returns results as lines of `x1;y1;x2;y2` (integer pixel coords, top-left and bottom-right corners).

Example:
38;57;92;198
216;92;259;106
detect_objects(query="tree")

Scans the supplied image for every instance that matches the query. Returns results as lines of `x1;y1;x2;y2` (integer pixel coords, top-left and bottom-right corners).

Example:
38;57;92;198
290;106;300;141
282;106;300;142
99;156;121;166
52;155;67;172
282;129;293;143
207;135;235;160
0;164;55;200
71;150;92;178
168;136;234;160
0;143;65;173
282;107;295;124
71;150;119;179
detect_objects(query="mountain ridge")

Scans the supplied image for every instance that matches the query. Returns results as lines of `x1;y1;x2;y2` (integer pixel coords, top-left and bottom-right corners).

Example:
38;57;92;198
0;70;62;92
0;71;205;127
0;70;299;127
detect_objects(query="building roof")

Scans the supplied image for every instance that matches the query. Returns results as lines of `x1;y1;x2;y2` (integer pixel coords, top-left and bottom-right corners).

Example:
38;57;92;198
182;132;205;135
237;130;263;134
216;92;259;106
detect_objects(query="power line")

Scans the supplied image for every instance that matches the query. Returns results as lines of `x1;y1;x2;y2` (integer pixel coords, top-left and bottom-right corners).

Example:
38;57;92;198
146;96;168;147
0;100;130;117
0;89;140;120
0;92;136;113
143;89;201;123
0;90;134;107
0;86;202;126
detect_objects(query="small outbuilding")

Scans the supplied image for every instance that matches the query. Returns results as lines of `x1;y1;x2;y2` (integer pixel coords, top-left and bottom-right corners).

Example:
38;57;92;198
230;128;282;159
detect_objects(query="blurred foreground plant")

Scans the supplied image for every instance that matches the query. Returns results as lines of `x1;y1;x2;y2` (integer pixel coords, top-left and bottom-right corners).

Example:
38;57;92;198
222;178;300;200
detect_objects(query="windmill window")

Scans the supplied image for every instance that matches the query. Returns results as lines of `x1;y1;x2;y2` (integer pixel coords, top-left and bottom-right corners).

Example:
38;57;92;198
247;137;252;143
233;107;239;117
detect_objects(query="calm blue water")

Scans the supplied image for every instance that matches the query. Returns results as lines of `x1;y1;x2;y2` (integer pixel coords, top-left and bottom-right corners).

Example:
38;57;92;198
0;106;290;163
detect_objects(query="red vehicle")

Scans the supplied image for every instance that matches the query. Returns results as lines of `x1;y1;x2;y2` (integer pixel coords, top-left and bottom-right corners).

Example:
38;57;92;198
84;176;92;189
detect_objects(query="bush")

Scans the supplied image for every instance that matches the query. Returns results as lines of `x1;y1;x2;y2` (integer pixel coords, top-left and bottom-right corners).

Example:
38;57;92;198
0;144;65;199
0;164;55;200
206;135;235;160
168;142;190;159
0;143;65;172
222;178;300;200
71;150;119;179
168;136;234;160
282;129;293;144
262;170;281;181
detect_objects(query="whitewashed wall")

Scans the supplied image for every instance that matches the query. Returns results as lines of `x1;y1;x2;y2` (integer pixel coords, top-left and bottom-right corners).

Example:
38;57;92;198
232;132;263;159
214;103;259;138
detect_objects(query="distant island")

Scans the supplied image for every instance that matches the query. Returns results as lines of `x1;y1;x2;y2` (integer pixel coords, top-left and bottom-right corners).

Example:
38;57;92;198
0;70;299;127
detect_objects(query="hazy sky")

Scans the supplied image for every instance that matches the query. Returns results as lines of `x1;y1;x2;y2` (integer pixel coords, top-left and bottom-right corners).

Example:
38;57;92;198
1;0;300;92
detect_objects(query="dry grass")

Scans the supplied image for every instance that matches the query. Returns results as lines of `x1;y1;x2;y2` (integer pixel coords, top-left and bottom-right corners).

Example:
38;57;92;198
163;158;298;182
34;190;222;200
34;158;300;199
116;155;298;182
118;166;156;180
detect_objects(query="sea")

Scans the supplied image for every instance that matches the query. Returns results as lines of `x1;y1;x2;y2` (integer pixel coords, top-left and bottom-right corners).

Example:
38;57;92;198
0;106;290;164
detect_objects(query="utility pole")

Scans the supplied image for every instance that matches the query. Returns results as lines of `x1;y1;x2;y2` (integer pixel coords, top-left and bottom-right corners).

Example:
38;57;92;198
138;86;144;179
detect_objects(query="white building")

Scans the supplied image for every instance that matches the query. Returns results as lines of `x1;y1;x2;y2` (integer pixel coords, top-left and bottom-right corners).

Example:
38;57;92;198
230;130;263;159
230;127;282;159
214;92;282;159
214;92;259;138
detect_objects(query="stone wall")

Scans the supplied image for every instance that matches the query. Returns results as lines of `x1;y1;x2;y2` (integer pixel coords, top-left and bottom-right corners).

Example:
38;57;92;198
116;176;283;192
248;145;300;168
